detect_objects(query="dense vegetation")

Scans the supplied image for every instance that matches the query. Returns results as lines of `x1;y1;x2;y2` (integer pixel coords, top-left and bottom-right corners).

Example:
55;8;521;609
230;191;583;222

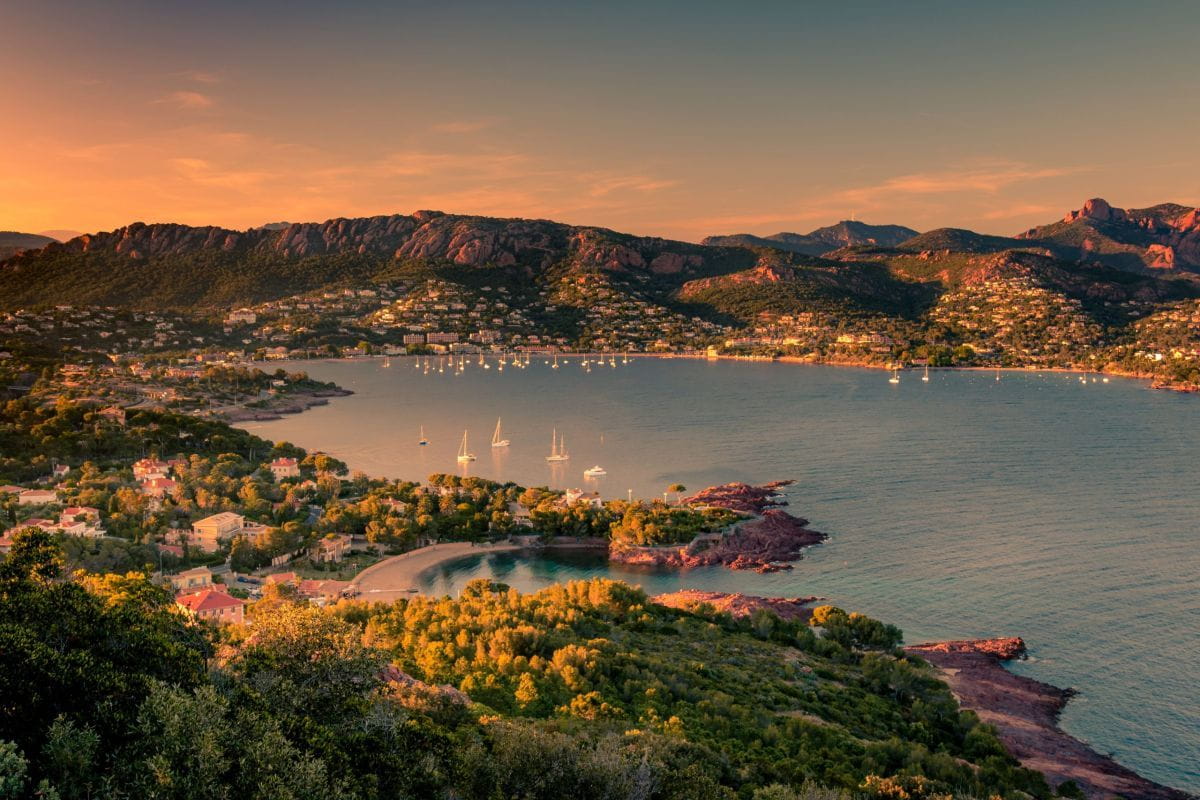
0;530;1056;799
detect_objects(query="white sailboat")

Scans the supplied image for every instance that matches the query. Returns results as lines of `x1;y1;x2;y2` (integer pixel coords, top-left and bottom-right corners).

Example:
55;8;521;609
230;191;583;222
545;428;570;462
491;418;510;448
888;368;900;384
456;430;476;463
418;426;428;446
922;364;930;382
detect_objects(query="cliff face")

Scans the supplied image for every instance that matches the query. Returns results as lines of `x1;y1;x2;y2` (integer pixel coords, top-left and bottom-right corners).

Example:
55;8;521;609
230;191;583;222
1016;198;1200;271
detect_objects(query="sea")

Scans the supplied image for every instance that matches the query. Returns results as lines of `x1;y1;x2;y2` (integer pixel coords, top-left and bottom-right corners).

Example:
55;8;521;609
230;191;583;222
239;356;1200;793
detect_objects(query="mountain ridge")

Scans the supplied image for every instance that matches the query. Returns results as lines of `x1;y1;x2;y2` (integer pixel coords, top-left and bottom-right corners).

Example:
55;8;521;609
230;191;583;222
702;220;919;255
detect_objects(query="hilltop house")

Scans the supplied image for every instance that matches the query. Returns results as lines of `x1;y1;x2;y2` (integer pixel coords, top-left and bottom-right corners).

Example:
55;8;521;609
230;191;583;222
269;457;300;480
191;512;245;553
176;589;245;625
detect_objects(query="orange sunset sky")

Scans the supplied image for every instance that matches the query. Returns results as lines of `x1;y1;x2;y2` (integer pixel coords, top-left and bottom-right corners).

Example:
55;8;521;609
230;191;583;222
2;0;1198;241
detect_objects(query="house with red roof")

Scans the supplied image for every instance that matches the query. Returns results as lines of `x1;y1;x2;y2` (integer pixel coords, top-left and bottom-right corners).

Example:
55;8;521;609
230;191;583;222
176;589;246;625
269;457;301;480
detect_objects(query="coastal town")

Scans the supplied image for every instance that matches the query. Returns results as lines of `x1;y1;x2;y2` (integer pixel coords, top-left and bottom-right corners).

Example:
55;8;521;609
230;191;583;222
8;259;1200;413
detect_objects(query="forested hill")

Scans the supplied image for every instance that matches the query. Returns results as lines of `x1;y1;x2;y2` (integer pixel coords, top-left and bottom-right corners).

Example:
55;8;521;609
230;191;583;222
0;212;762;310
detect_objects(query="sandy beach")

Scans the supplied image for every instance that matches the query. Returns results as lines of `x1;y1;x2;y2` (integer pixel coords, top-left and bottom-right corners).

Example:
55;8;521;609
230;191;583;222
352;541;520;601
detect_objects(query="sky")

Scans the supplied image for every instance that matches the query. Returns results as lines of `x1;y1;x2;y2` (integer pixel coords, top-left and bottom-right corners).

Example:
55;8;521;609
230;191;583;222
2;0;1198;242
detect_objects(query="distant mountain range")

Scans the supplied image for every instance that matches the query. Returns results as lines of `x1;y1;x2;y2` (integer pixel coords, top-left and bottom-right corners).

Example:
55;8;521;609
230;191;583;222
702;221;919;255
0;231;58;260
1;199;1197;320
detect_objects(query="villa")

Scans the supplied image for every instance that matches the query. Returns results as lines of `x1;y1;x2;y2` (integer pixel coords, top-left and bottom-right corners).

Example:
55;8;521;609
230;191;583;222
191;511;245;553
176;589;246;625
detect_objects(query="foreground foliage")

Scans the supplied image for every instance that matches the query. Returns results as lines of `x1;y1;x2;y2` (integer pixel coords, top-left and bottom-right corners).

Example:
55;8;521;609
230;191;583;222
0;532;1054;799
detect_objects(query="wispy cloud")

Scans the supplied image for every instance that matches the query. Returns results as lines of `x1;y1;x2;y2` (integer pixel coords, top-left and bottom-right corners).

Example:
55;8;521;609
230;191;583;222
586;175;679;198
839;163;1081;206
430;119;497;134
981;203;1057;220
168;157;270;190
157;90;215;110
177;70;221;84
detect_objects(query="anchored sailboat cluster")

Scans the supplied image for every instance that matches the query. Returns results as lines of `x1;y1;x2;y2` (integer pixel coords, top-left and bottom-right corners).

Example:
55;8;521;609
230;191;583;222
404;351;631;376
419;421;605;478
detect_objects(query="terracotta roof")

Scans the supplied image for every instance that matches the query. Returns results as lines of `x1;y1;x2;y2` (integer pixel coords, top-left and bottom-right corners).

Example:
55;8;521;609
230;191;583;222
265;571;298;584
176;589;245;612
298;579;351;597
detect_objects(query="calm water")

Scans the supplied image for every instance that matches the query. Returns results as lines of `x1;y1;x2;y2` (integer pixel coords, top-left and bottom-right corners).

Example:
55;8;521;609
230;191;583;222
242;357;1199;792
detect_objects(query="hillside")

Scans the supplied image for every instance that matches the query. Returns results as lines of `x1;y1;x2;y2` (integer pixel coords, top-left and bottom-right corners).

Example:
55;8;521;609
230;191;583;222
703;220;918;256
0;231;57;259
6;201;1200;384
0;212;757;310
0;518;1053;799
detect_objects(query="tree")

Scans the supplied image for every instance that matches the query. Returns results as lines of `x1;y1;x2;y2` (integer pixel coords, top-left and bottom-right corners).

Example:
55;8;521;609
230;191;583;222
667;484;687;505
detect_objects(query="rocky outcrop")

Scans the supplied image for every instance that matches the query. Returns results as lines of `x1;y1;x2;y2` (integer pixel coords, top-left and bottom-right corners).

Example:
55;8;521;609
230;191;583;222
381;663;470;704
682;480;795;513
610;482;826;573
1018;198;1200;272
907;639;1191;800
21;212;735;278
651;590;820;622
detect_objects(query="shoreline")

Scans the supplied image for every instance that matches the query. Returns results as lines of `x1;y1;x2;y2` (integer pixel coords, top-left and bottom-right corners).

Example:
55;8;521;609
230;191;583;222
345;538;1190;798
351;541;520;602
907;638;1192;800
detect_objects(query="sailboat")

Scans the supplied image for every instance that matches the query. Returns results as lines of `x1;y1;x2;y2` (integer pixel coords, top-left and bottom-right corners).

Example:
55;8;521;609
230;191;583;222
545;428;570;462
921;364;930;382
456;430;476;463
491;418;510;448
888;368;900;384
382;356;391;368
418;426;428;446
995;366;1001;381
552;354;559;370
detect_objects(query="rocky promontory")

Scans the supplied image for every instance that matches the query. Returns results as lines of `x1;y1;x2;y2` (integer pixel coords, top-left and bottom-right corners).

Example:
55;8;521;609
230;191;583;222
907;638;1192;800
651;590;819;622
610;482;827;572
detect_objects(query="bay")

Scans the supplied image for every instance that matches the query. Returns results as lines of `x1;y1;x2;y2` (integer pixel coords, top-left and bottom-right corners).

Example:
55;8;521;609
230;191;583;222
240;356;1199;793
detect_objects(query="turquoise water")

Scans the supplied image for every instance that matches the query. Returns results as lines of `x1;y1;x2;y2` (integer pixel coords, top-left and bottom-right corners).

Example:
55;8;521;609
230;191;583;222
241;357;1199;793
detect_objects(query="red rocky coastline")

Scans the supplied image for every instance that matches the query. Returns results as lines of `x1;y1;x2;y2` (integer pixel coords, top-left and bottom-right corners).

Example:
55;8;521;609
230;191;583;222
651;590;819;622
609;481;827;573
907;639;1191;800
